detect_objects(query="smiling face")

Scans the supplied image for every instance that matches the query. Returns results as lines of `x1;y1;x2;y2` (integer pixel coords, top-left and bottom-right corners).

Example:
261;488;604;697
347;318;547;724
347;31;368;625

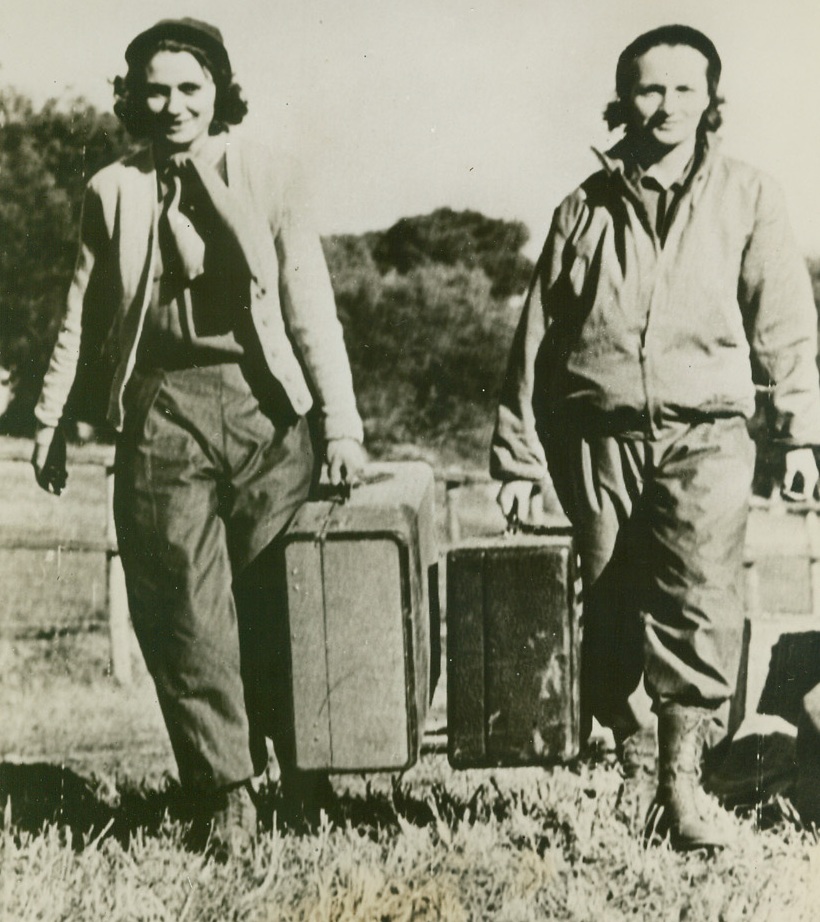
625;43;711;151
143;49;217;152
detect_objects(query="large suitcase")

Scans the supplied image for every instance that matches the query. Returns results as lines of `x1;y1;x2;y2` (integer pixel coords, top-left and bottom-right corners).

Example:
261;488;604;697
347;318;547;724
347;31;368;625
447;532;581;767
283;462;438;772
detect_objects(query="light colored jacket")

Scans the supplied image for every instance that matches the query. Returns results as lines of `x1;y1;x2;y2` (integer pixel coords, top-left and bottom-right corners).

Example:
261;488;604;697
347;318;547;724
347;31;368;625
492;139;820;482
35;135;363;443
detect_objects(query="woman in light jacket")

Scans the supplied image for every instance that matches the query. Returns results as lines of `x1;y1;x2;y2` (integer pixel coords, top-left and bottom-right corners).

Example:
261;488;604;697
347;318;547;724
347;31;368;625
32;17;364;857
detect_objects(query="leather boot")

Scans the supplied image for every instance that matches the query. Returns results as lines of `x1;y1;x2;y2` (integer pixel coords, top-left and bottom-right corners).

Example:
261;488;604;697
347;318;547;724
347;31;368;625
187;780;257;861
209;781;257;859
644;703;735;852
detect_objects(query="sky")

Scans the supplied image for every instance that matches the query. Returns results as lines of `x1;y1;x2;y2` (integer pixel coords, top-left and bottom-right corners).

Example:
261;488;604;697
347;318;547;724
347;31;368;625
2;0;820;257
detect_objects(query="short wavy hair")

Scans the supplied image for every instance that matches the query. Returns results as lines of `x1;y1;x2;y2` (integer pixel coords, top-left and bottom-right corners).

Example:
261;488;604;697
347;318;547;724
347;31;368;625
113;38;248;139
604;24;723;134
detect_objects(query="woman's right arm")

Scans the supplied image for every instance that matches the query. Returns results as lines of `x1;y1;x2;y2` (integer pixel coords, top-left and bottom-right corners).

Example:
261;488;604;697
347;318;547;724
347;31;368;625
490;199;579;483
490;197;583;522
32;183;107;493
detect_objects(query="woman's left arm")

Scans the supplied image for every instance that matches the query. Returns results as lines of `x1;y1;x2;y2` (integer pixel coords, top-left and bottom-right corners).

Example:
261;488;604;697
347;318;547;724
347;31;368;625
740;173;820;449
273;165;364;458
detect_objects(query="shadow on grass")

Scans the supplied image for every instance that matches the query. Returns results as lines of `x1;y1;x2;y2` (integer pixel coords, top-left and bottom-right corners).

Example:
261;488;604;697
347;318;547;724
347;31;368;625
0;760;654;855
254;775;438;838
0;761;461;848
0;762;114;846
704;731;800;829
256;775;574;857
0;762;199;850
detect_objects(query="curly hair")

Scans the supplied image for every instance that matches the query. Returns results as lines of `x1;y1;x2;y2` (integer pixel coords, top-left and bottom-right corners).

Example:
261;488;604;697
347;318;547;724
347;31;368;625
603;24;723;134
113;38;248;139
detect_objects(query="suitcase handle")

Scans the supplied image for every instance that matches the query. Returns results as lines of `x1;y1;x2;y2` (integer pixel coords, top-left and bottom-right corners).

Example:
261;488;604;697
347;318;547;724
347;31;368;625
315;470;395;504
504;498;573;537
505;499;521;536
325;481;353;503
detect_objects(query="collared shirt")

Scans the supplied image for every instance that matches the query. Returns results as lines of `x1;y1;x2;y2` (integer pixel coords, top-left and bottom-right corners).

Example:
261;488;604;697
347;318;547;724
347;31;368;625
627;143;699;246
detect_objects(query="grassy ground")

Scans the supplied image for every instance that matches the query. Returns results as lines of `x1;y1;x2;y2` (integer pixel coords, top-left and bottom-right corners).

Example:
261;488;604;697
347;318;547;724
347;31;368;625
2;742;818;921
2;438;820;920
3;612;819;920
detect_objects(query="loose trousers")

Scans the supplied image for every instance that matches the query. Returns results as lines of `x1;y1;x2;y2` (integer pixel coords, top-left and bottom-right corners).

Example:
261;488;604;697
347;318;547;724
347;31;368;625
113;363;314;791
544;415;755;734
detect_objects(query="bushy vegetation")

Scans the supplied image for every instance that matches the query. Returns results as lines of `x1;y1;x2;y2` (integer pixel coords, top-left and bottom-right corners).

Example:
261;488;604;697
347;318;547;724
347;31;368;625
365;207;532;299
324;226;523;458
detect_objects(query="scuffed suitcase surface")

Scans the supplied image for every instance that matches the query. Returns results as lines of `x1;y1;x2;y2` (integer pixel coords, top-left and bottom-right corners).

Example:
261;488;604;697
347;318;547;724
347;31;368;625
284;462;436;772
447;534;581;767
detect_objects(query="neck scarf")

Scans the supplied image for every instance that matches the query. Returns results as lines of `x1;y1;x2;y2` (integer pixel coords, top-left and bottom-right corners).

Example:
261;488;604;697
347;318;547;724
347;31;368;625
157;135;228;281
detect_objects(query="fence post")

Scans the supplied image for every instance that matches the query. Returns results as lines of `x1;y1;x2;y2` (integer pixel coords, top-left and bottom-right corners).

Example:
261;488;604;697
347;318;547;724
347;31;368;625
106;466;131;685
743;557;761;619
445;479;462;545
805;510;820;616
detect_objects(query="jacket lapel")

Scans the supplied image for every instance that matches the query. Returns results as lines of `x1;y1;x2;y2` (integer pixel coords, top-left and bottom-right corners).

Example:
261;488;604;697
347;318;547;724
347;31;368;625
117;146;158;304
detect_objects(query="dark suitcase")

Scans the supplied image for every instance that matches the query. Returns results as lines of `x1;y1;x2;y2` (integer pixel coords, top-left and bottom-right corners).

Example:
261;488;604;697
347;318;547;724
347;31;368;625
283;462;438;772
447;532;581;767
